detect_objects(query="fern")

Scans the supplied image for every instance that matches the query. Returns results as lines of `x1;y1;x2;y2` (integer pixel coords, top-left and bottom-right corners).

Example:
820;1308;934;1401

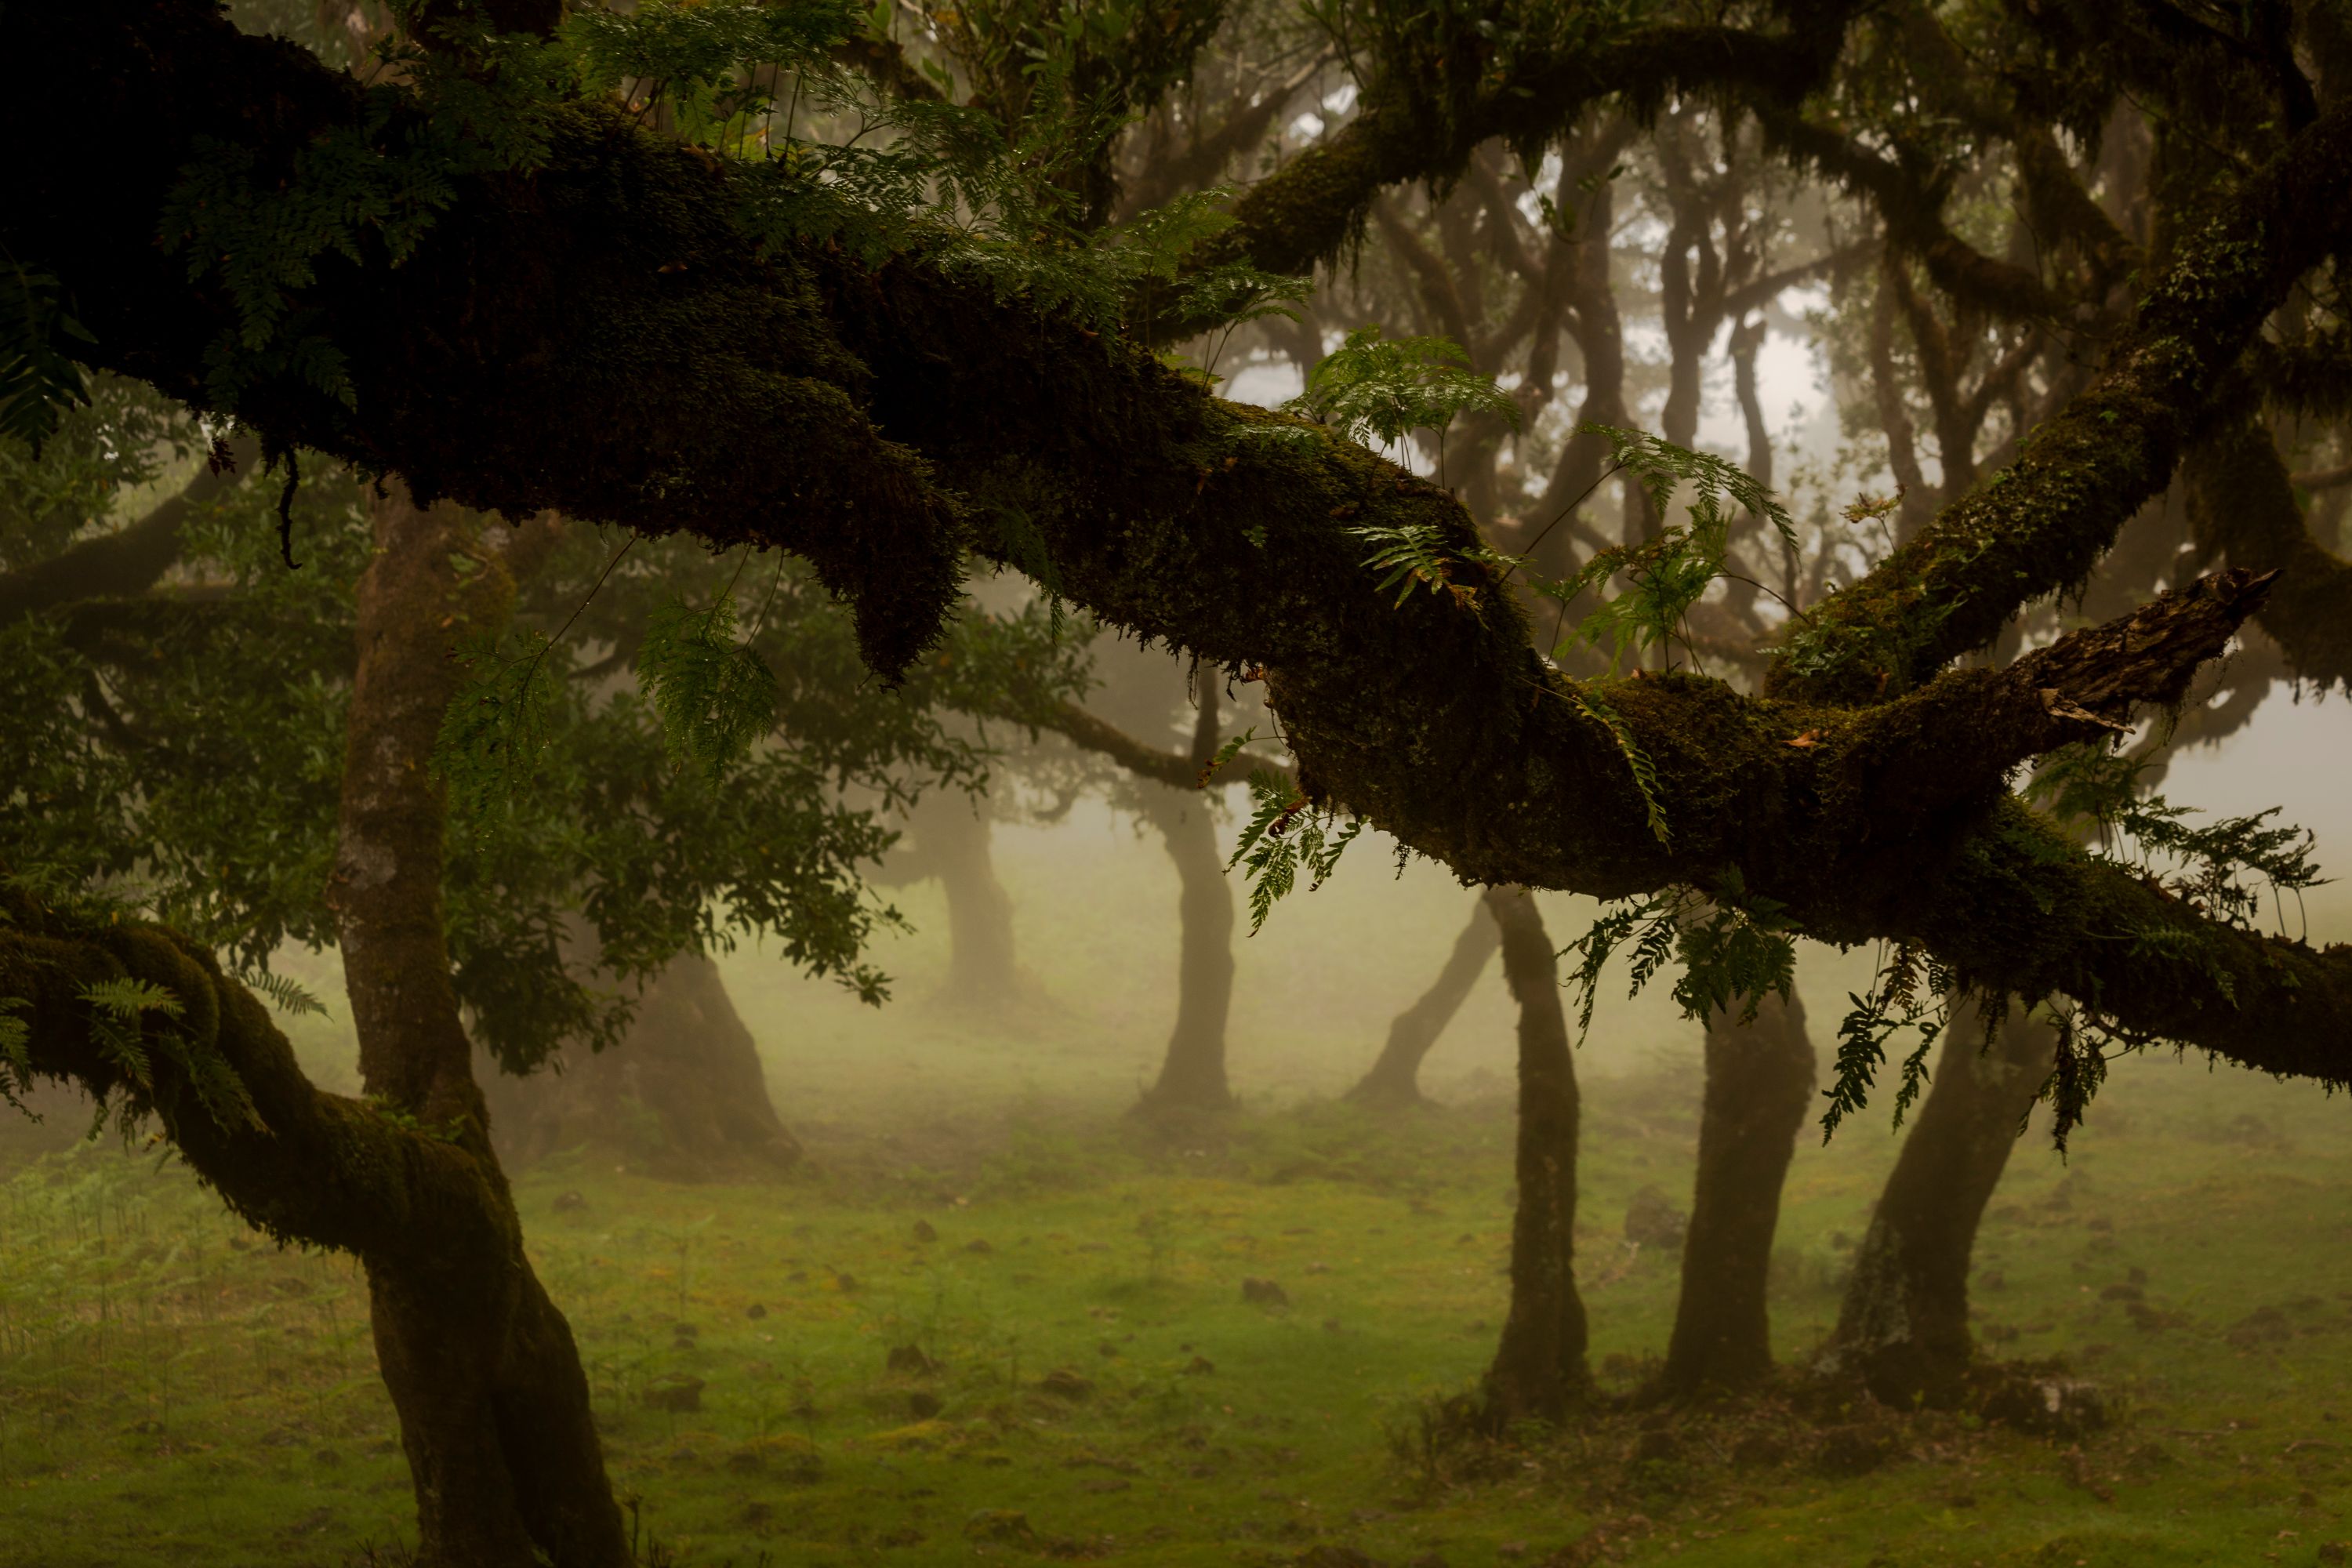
2027;740;2325;935
1226;768;1363;935
1668;870;1797;1024
237;969;330;1020
78;977;183;1091
1198;725;1258;786
1533;423;1795;675
1560;896;1673;1044
637;588;780;775
1285;326;1520;485
1345;522;1521;612
1819;941;1955;1141
2038;1008;2109;1153
0;997;30;1110
1560;873;1798;1047
0;258;94;451
1553;682;1670;846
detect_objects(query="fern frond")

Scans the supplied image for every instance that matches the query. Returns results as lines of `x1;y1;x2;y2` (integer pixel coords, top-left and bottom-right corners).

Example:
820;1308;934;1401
238;970;330;1019
1286;326;1520;459
81;977;183;1022
1199;726;1259;787
1554;683;1669;846
637;590;780;775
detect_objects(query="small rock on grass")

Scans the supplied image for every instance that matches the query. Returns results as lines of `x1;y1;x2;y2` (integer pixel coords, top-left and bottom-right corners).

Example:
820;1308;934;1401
1038;1367;1096;1400
642;1374;705;1413
886;1343;940;1375
1243;1277;1290;1308
964;1510;1035;1545
1979;1376;2107;1439
1294;1547;1384;1567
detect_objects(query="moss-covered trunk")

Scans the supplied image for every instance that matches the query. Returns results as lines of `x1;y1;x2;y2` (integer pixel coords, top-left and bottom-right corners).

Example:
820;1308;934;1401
329;485;628;1567
1657;989;1816;1396
1822;1001;2056;1407
1136;666;1238;1116
1345;897;1499;1106
1479;885;1590;1427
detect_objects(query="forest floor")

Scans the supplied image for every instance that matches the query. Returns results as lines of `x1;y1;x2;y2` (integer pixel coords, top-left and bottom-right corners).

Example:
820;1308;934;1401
3;1044;2350;1568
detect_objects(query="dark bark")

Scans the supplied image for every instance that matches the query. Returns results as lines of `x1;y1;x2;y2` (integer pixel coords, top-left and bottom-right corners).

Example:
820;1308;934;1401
1821;1000;2057;1408
488;952;801;1180
1478;885;1590;1428
1657;989;1816;1397
15;6;2352;1082
609;953;798;1173
325;484;627;1568
1345;897;1499;1106
1529;123;1644;572
2187;416;2352;688
1190;4;1860;286
1135;666;1238;1114
913;791;1031;1007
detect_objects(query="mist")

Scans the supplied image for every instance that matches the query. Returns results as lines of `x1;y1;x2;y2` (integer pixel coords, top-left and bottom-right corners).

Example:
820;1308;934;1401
7;2;2352;1566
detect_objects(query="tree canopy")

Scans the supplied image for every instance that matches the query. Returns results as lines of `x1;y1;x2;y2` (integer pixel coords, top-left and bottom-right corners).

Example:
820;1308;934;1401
9;0;2352;1125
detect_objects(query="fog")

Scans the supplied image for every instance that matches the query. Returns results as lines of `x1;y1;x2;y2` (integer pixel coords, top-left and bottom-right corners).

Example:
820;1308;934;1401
9;3;2352;1566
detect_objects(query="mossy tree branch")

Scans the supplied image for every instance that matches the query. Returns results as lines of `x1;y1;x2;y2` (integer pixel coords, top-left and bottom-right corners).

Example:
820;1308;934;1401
2187;419;2352;690
14;2;2352;1090
0;891;510;1265
1766;94;2352;704
1033;699;1295;790
1179;0;1862;288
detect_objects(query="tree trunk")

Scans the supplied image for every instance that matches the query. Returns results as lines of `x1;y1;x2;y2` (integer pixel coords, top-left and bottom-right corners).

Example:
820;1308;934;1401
487;952;801;1180
1478;885;1590;1428
1345;895;1499;1106
1134;666;1237;1116
913;790;1030;1007
1821;1000;2057;1408
327;485;629;1567
1657;989;1816;1397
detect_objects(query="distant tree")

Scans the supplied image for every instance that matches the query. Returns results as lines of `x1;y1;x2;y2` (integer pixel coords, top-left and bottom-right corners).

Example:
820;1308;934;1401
13;1;2352;1558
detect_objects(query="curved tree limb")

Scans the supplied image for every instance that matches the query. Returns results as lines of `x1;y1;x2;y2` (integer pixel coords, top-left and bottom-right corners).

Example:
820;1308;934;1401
1182;1;1860;285
2187;418;2352;688
1766;94;2352;703
1035;699;1295;790
0;888;507;1266
0;438;254;622
15;3;2352;1091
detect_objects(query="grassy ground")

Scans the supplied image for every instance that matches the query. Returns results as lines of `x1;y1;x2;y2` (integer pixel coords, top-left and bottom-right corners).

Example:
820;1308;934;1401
5;814;2352;1566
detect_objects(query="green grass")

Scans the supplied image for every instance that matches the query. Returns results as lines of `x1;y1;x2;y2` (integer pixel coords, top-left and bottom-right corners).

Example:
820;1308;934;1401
5;1058;2352;1567
5;817;2352;1566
